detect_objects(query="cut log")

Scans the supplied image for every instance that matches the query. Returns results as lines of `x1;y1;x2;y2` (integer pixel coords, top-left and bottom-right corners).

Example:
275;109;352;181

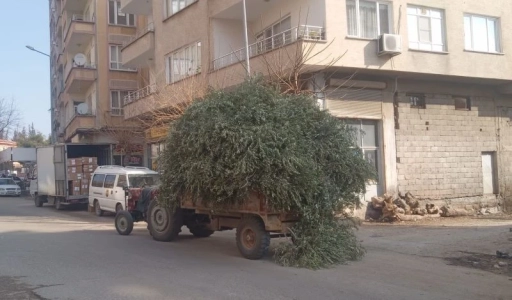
394;198;412;215
371;196;384;209
405;192;420;209
397;214;425;221
440;206;474;217
426;203;440;215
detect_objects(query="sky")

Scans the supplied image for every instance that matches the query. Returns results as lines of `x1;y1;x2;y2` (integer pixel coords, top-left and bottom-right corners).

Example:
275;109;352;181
0;1;50;137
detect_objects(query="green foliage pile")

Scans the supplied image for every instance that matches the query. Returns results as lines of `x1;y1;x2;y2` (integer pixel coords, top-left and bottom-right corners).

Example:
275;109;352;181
159;80;374;269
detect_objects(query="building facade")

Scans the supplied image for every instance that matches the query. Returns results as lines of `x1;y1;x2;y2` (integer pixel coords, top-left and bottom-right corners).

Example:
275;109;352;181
49;0;147;165
119;0;512;210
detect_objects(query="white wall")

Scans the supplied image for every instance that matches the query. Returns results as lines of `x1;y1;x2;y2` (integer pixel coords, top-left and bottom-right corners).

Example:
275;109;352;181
12;148;37;162
212;19;246;58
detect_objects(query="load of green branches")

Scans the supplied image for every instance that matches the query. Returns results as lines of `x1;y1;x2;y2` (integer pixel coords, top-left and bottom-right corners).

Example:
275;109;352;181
158;79;375;269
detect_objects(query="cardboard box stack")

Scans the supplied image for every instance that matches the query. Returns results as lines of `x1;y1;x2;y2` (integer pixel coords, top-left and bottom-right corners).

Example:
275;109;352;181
67;157;98;196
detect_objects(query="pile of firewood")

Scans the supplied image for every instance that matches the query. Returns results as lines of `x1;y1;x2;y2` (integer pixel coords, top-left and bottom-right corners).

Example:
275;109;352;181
366;192;441;222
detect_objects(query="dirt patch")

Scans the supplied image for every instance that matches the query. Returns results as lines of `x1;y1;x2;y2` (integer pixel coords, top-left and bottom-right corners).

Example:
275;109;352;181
445;252;511;277
0;276;52;300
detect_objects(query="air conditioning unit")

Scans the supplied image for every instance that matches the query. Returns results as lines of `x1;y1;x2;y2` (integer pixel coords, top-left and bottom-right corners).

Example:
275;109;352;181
378;34;402;56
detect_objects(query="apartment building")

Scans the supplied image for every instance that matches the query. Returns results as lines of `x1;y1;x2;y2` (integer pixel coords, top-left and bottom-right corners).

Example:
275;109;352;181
48;0;147;165
120;0;512;210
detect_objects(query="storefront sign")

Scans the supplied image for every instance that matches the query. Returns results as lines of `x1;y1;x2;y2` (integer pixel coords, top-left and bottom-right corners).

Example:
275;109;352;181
145;126;169;140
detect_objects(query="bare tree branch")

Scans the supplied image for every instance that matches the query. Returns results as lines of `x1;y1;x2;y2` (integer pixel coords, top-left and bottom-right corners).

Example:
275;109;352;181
0;98;21;139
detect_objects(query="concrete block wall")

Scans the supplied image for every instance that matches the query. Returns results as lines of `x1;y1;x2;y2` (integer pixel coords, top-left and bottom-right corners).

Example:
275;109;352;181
395;93;499;199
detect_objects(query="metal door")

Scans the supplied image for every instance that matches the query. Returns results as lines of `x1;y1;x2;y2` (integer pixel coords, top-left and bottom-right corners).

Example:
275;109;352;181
481;152;496;194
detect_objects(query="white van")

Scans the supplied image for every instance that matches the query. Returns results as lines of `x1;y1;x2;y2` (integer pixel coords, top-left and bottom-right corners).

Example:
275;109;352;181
88;165;159;216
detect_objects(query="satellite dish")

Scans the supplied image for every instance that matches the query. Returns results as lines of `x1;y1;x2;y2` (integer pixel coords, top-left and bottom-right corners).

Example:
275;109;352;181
76;103;89;115
74;53;87;67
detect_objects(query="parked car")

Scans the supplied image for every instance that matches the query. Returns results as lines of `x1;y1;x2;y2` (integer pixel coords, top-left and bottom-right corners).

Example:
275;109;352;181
0;178;22;197
7;175;25;190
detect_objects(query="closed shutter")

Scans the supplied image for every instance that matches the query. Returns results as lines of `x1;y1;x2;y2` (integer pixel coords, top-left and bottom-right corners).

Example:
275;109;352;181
325;88;383;119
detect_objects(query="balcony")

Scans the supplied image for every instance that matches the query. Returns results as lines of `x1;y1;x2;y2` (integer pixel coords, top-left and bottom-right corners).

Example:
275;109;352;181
211;25;326;71
120;0;152;15
65;64;96;94
123;84;157;120
121;23;155;67
62;0;88;12
65;112;95;141
64;15;95;53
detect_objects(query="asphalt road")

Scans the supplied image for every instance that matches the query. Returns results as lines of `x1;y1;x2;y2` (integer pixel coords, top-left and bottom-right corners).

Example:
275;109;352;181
0;196;511;300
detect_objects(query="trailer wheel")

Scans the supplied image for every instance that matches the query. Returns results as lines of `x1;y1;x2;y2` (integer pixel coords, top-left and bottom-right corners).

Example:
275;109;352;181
115;211;134;236
188;225;214;238
34;195;43;207
148;201;183;242
236;216;270;260
55;198;63;210
94;200;104;216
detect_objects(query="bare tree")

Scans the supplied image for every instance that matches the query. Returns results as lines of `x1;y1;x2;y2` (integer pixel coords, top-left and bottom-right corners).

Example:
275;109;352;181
0;98;21;139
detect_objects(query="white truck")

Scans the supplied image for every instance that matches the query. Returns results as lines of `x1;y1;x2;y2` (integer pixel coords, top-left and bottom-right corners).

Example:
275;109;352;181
33;144;113;210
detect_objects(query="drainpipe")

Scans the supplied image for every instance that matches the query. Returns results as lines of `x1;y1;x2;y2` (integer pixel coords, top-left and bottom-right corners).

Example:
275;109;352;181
242;0;250;76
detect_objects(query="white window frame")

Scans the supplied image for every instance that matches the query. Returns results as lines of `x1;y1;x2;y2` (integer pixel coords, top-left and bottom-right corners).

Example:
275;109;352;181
164;0;197;19
464;14;501;53
110;90;131;116
346;0;393;39
345;119;381;183
109;45;136;71
165;41;202;84
407;6;446;52
255;16;292;53
109;0;135;26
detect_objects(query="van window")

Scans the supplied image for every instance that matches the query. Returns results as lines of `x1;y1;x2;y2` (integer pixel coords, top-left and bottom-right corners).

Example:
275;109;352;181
104;175;116;189
92;174;105;187
128;174;160;188
117;175;127;187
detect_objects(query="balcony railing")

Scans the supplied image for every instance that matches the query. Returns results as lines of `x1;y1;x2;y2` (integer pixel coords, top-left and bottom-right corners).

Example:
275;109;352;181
122;22;155;49
111;108;124;116
212;25;326;71
123;84;157;105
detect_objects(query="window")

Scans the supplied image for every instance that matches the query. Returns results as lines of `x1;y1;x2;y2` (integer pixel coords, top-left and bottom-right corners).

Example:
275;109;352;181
346;119;380;178
117;175;127;187
164;0;197;18
407;6;445;52
464;14;500;53
454;97;471;110
103;175;116;189
91;174;105;187
110;90;130;116
346;0;391;39
109;45;135;71
256;16;292;52
109;0;135;26
165;42;202;84
408;93;426;109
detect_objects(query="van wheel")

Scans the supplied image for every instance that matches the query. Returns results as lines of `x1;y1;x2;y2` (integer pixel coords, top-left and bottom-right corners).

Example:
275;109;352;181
236;216;270;260
94;200;103;216
115;211;134;236
148;201;183;242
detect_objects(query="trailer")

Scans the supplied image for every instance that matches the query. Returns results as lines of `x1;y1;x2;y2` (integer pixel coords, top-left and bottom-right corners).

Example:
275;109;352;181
34;144;113;210
115;189;299;260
